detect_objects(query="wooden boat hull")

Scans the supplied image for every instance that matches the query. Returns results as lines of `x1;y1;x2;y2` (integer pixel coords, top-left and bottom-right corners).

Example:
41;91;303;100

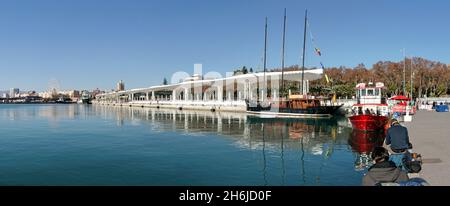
246;110;332;118
246;105;343;118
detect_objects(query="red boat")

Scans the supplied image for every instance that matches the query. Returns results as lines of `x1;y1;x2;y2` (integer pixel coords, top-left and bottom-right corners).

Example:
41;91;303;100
349;82;389;132
349;115;389;132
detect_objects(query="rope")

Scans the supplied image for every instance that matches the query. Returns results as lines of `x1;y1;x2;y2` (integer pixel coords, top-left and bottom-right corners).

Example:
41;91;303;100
307;20;326;70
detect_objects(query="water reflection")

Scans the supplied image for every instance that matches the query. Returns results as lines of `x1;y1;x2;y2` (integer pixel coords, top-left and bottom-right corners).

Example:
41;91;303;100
0;104;91;128
92;106;352;151
0;105;352;152
91;105;355;185
0;104;365;185
348;130;385;170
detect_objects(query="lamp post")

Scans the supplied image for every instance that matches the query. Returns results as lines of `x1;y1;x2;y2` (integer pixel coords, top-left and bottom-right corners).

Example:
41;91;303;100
402;48;406;96
410;57;414;100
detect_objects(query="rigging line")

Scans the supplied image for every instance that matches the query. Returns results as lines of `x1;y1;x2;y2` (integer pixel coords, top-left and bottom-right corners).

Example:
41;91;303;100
307;20;319;51
307;19;327;69
307;20;314;45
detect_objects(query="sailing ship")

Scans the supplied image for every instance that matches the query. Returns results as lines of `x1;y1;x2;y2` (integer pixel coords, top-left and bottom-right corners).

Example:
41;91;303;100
245;9;343;118
348;82;389;131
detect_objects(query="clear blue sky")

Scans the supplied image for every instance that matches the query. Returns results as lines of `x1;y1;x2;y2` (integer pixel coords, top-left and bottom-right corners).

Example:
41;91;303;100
0;0;449;92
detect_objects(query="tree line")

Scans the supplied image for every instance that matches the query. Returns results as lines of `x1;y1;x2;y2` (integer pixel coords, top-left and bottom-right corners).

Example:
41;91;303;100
267;57;449;99
162;57;449;99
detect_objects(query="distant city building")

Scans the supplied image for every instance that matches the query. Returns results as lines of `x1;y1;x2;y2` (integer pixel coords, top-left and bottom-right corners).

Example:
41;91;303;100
59;90;80;101
38;91;53;99
9;88;19;98
2;93;9;98
18;93;29;98
91;88;104;98
116;80;125;91
38;90;79;101
62;90;80;98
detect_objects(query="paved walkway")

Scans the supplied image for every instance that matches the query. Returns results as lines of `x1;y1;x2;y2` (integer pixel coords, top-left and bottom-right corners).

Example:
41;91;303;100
403;110;450;185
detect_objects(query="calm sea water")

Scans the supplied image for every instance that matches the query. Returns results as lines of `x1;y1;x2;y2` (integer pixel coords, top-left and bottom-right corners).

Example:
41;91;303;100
0;104;383;186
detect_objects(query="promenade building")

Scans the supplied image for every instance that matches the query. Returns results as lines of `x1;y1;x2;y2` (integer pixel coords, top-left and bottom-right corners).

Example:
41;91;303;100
95;69;323;112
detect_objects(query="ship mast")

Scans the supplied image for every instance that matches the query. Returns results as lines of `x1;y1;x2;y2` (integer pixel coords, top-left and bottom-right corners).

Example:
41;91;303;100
280;9;287;99
300;10;307;95
263;17;268;101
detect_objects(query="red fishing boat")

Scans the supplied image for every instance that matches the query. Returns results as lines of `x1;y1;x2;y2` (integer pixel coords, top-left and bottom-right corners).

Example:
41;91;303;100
349;82;389;132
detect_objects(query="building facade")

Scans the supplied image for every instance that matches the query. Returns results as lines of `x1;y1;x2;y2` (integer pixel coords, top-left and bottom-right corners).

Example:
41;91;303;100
9;88;19;98
116;80;125;91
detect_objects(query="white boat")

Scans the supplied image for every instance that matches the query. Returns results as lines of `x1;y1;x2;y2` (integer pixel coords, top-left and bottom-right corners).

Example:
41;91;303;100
78;91;92;104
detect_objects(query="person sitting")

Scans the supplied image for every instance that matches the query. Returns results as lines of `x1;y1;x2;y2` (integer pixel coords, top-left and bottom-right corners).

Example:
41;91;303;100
351;108;357;115
385;119;412;153
362;147;409;186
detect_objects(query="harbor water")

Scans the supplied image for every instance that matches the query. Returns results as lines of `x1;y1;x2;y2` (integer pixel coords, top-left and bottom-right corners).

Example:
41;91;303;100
0;104;383;185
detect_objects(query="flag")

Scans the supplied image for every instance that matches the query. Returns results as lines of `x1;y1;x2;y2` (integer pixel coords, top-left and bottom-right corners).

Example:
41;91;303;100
325;73;330;83
320;62;325;70
315;48;321;56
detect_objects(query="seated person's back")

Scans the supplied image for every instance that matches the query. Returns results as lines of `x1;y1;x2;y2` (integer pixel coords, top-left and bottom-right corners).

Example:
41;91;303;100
386;119;411;152
362;147;409;186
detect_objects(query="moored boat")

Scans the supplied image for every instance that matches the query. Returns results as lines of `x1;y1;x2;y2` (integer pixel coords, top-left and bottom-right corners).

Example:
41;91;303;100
349;82;389;131
77;90;92;104
246;95;343;118
245;10;342;118
349;114;389;131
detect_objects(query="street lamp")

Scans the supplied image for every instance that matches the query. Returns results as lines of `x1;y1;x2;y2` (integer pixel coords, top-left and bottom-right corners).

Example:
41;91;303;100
402;48;406;96
410;57;414;101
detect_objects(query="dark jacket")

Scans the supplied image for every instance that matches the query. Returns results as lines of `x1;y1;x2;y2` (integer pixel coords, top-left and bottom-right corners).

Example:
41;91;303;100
386;124;411;150
362;161;409;186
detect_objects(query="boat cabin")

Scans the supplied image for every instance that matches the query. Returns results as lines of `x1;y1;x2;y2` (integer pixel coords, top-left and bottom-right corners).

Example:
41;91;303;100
287;95;322;109
352;82;389;116
355;82;386;105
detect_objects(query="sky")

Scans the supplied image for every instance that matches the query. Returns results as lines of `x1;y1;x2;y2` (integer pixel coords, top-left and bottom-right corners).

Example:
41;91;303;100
0;0;449;92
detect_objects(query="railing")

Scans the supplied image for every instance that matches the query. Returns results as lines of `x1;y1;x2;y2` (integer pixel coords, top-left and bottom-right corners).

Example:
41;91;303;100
417;97;450;104
97;99;247;107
